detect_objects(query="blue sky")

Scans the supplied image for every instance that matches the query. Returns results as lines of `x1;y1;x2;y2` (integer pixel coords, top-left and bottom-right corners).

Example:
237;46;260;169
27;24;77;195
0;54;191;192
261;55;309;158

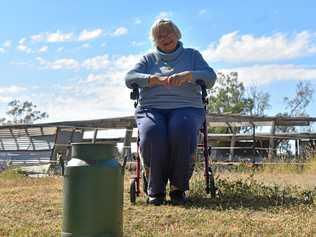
0;0;316;122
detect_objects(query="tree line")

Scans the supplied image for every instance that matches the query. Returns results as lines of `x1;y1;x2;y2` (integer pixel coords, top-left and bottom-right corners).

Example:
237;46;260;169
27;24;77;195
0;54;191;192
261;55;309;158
208;72;313;117
0;100;48;125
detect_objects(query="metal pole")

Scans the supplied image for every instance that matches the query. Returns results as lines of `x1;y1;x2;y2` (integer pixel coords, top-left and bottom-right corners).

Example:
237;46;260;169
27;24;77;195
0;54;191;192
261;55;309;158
268;121;276;160
92;129;98;144
251;122;256;164
203;119;210;194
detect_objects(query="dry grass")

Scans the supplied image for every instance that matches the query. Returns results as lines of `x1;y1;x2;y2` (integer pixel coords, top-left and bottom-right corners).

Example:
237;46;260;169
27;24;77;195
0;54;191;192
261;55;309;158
0;167;315;237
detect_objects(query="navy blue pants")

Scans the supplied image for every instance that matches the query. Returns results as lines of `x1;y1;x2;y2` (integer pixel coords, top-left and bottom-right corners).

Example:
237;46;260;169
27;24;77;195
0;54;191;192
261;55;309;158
135;107;205;196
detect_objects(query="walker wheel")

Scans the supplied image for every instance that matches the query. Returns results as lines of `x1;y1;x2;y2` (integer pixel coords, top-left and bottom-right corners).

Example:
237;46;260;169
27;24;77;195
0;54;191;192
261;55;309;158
130;179;137;204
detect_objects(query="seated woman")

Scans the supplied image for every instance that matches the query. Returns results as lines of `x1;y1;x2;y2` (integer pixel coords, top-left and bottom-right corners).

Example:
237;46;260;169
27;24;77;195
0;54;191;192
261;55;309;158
125;19;217;205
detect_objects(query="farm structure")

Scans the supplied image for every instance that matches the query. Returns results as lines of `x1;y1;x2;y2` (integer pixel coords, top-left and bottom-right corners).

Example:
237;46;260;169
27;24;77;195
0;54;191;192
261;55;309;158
0;114;316;167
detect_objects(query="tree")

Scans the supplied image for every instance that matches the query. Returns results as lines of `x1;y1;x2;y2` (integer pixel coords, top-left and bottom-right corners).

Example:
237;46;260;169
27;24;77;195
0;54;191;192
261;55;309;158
4;100;48;124
247;87;271;116
208;72;271;116
283;81;314;117
276;81;314;157
276;81;314;130
208;72;253;115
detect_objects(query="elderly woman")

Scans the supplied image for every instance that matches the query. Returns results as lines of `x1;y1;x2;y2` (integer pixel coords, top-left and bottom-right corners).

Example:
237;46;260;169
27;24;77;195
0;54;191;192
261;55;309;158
125;19;216;205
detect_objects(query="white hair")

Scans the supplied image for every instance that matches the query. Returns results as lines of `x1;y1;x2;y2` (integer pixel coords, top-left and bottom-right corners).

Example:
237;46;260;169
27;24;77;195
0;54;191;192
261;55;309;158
150;19;182;45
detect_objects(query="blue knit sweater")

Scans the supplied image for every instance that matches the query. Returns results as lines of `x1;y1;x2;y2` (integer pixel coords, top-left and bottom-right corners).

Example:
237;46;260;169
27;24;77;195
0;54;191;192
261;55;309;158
125;42;217;109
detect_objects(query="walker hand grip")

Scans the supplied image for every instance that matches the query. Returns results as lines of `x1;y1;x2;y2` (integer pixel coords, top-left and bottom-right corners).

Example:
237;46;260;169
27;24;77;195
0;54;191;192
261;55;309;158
196;80;208;105
130;83;139;108
130;83;139;100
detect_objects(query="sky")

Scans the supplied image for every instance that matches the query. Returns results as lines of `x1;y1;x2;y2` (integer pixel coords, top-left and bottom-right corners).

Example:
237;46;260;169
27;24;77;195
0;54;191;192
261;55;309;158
0;0;316;123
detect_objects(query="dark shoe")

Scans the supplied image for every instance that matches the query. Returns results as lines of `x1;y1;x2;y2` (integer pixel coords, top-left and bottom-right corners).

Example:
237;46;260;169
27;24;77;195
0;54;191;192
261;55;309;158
170;190;186;206
147;193;165;206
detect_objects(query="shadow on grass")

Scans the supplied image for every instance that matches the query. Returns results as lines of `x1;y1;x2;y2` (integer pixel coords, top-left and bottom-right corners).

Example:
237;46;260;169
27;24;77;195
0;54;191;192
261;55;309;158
186;175;315;210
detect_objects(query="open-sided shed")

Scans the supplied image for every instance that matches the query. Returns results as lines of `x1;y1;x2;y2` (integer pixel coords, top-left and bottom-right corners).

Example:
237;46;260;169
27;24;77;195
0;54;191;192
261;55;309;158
0;125;82;166
0;114;315;166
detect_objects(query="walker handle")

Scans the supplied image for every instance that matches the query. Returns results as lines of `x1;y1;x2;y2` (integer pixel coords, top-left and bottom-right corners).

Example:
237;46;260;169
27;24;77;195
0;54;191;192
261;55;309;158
130;83;139;108
196;80;208;105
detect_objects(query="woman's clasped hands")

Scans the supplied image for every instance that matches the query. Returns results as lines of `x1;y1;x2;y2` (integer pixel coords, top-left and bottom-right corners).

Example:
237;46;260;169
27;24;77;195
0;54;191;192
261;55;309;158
149;71;192;87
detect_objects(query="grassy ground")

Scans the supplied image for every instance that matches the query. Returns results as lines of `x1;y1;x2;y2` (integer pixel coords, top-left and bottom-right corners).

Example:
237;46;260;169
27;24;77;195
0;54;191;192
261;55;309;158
0;165;315;237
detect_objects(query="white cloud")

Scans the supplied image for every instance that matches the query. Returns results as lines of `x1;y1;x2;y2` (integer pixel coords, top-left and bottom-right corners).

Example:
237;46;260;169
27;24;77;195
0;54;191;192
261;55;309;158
78;28;103;41
16;38;33;53
47;31;74;42
35;53;141;73
81;43;91;48
81;54;141;93
19;38;27;44
86;73;106;82
199;9;207;15
41;86;133;122
31;30;74;43
220;64;316;86
36;57;80;70
38;45;48;53
15;52;143;121
16;44;32;54
82;55;110;70
0;95;11;103
37;73;133;121
0;85;27;94
155;11;173;20
1;41;10;53
203;31;316;63
131;41;146;47
83;54;141;82
112;54;141;70
134;17;142;24
9;61;31;66
3;40;11;48
30;34;43;42
111;27;128;37
0;86;26;103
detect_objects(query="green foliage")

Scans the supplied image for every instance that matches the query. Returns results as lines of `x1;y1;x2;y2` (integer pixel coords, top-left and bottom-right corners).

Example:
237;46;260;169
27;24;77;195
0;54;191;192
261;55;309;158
216;176;315;206
208;72;253;115
190;173;315;208
207;72;271;134
0;168;24;179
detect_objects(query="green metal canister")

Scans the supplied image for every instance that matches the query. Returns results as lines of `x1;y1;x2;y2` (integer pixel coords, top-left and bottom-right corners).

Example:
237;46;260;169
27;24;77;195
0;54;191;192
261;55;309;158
62;143;123;237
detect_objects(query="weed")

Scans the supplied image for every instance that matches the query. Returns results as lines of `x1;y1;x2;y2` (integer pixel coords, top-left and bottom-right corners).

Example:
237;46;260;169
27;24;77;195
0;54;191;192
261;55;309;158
189;171;315;211
0;168;25;179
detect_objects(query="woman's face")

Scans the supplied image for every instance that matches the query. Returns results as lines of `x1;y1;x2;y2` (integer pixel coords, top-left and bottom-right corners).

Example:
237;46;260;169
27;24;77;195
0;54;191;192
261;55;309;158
156;25;178;53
